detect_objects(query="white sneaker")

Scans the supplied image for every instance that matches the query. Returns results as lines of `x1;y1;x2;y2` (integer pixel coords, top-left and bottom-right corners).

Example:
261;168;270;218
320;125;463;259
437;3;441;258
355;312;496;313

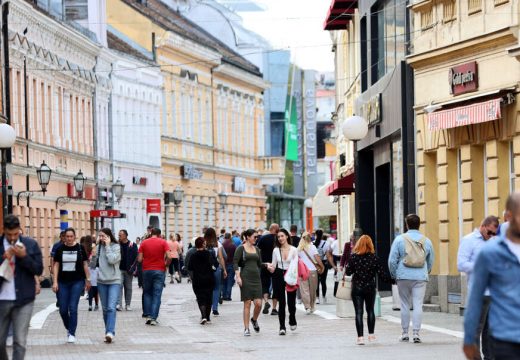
316;297;320;304
323;296;327;304
306;308;311;315
6;335;13;347
67;335;76;343
125;305;132;311
297;298;302;305
105;333;114;343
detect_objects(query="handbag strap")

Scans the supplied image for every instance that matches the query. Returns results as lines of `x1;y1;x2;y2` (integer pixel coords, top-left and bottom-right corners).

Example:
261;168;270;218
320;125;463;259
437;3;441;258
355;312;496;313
279;248;284;271
303;249;318;267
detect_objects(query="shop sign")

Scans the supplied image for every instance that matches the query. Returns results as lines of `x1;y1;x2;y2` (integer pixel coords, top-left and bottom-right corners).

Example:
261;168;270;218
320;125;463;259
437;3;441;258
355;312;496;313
233;177;246;193
90;209;122;218
449;61;478;96
132;176;148;186
361;93;382;127
146;199;161;213
181;164;202;180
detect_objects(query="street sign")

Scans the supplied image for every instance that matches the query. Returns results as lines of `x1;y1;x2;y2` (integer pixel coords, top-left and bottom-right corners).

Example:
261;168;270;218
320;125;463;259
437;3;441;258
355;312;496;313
90;209;122;218
146;199;161;213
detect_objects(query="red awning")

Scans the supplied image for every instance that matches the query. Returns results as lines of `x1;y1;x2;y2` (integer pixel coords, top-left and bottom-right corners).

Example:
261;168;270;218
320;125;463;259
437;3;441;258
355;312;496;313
427;98;502;131
323;0;357;31
326;172;355;196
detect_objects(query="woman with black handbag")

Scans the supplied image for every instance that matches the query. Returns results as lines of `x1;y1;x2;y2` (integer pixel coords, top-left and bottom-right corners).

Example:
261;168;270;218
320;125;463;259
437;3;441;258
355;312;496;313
345;235;391;345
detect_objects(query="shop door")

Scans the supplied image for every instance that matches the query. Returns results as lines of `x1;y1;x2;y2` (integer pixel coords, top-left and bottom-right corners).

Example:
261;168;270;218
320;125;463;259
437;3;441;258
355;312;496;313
375;163;392;291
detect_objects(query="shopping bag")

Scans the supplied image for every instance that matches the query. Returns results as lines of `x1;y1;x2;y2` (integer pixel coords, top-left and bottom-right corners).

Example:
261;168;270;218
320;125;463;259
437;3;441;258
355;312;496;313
0;259;14;282
335;276;352;300
284;257;298;286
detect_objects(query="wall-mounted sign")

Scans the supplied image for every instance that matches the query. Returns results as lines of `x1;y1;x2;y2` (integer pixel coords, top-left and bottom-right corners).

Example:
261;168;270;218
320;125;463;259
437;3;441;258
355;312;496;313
361;93;382;127
233;177;246;193
90;209;122;218
146;199;161;213
449;61;478;96
132;176;148;186
181;164;202;180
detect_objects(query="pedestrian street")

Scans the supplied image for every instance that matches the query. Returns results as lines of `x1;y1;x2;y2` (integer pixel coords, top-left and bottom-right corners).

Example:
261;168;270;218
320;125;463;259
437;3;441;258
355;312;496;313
25;277;464;359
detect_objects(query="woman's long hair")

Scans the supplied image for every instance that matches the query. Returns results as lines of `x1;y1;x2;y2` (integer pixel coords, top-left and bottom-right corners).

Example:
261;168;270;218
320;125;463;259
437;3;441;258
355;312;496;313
204;227;218;248
313;229;324;248
297;232;312;252
275;228;291;248
100;228;118;244
353;235;375;255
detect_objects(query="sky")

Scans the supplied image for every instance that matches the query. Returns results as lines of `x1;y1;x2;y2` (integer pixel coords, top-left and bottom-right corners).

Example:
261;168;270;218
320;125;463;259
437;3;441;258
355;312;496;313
238;0;335;72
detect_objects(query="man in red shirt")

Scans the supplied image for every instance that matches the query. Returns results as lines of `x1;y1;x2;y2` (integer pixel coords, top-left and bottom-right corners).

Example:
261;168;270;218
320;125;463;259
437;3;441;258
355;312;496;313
137;228;171;325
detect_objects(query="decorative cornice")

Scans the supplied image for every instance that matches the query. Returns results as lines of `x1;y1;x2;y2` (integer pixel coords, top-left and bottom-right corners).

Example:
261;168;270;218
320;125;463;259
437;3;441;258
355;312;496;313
213;63;268;91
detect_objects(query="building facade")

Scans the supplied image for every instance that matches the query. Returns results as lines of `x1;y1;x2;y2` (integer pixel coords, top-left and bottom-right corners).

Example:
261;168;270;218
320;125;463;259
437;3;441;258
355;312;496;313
8;0;101;273
106;0;268;242
409;0;520;311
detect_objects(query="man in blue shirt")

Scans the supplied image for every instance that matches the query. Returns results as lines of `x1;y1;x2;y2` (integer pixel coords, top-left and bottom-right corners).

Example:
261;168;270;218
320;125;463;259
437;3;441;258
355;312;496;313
463;194;520;360
388;214;434;344
458;216;499;360
231;230;242;247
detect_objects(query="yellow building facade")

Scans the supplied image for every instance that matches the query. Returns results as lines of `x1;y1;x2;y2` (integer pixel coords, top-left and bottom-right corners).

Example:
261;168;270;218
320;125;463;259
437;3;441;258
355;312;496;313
409;0;520;311
107;0;268;240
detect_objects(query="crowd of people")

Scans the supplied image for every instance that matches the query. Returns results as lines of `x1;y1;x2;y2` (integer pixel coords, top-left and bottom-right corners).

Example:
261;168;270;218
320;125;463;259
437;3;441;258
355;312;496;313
1;195;519;359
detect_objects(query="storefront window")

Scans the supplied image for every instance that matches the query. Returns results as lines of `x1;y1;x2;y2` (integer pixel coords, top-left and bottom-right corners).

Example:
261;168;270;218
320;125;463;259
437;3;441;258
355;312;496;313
392;140;404;237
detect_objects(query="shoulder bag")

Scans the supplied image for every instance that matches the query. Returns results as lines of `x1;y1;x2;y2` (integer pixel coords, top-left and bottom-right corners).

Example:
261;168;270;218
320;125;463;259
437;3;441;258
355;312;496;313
335;276;352;301
303;249;325;275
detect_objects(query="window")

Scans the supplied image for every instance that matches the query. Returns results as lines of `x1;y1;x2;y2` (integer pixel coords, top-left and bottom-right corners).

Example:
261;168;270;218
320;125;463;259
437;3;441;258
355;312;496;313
420;7;434;30
170;90;176;137
64;0;88;20
360;16;368;91
370;3;385;83
443;0;456;22
468;0;482;14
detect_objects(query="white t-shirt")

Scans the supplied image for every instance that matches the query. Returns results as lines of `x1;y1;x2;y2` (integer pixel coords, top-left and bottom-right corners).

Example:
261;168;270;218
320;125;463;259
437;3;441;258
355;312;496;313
505;239;520;263
330;240;340;256
299;244;319;271
0;238;16;301
316;240;330;260
272;246;298;270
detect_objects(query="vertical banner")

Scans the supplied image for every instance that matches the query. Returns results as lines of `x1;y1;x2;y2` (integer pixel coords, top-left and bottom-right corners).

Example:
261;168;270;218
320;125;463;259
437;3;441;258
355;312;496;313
284;95;299;161
292;69;304;197
303;70;318;197
60;210;68;231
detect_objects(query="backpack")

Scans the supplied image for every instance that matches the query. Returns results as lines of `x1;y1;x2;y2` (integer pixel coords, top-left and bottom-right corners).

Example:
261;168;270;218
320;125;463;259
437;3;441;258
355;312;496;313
402;235;427;268
317;241;327;260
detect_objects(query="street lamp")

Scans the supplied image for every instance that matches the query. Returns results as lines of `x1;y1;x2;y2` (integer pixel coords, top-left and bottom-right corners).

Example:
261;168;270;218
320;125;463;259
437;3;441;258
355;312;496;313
173;185;184;206
218;192;228;210
55;169;88;207
342;115;368;239
17;161;53;205
0;123;16;220
73;170;86;195
112;179;125;203
36;161;52;194
171;185;184;235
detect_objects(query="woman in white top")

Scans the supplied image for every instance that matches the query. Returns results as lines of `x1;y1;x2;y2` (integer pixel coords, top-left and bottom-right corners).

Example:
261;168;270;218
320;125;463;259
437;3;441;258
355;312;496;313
267;228;298;335
297;232;324;314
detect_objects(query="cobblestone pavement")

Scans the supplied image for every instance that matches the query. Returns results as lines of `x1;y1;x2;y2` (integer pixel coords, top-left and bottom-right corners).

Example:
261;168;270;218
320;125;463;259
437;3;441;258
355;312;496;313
24;277;465;360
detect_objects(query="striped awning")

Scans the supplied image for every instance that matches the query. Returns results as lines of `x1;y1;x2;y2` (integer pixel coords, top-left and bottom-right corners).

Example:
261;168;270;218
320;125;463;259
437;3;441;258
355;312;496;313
427;98;502;131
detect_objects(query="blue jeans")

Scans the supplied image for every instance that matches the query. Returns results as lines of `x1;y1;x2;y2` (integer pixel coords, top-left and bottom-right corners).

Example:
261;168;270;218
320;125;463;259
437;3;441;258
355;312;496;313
222;264;235;299
142;270;165;320
212;267;222;311
58;280;85;336
0;300;34;360
98;283;120;335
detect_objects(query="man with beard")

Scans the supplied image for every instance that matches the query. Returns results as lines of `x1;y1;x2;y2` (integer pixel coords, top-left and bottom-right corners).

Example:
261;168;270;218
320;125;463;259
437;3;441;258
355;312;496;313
463;194;520;360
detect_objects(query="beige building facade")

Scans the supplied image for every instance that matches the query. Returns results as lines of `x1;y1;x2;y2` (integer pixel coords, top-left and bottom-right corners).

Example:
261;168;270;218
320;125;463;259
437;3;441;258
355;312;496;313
409;0;520;311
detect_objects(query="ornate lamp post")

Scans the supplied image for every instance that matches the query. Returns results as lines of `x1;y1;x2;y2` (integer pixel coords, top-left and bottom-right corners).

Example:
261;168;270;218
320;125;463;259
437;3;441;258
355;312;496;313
0;123;16;219
112;179;125;203
341;115;368;238
172;185;184;234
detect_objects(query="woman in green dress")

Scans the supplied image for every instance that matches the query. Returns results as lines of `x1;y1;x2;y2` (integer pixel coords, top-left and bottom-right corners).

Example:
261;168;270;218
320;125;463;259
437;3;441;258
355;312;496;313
234;228;265;336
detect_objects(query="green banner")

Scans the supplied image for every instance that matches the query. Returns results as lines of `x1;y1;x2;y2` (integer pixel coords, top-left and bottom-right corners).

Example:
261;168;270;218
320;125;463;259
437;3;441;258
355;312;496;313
285;95;298;161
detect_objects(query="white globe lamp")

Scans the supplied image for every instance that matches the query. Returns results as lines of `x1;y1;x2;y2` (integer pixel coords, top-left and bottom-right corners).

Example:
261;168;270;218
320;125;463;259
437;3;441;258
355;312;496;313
341;115;368;141
0;123;16;148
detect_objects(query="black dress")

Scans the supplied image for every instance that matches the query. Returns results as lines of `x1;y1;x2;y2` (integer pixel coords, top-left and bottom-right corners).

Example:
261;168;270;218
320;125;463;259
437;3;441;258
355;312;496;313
188;250;215;320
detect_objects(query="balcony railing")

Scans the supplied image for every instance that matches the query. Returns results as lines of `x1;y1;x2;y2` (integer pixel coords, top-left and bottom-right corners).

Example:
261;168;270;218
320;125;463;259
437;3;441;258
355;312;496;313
260;157;286;175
